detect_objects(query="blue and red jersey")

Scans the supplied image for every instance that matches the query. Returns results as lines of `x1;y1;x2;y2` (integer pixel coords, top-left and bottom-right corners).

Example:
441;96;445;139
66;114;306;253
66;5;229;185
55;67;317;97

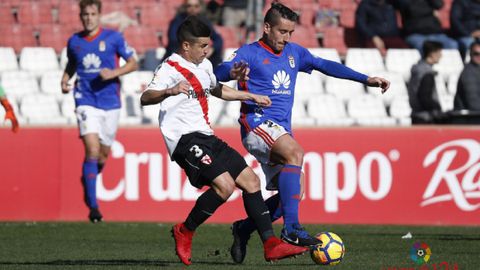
214;41;369;135
67;28;134;110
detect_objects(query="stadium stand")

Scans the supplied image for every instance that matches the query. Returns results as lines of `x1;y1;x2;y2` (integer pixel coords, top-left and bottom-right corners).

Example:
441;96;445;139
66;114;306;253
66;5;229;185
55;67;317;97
20;94;68;125
0;0;464;127
0;47;19;72
307;94;355;126
347;94;396;126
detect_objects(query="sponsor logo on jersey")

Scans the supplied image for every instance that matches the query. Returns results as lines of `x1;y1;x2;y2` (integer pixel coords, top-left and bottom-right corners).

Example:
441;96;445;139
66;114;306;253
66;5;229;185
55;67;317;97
99;41;106;52
82;53;102;73
187;87;211;99
272;70;291;90
262;58;270;65
288;55;295;68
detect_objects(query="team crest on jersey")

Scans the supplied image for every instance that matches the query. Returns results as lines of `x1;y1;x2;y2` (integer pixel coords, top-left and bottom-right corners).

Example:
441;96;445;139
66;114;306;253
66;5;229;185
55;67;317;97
99;41;106;52
201;154;212;165
288;55;295;68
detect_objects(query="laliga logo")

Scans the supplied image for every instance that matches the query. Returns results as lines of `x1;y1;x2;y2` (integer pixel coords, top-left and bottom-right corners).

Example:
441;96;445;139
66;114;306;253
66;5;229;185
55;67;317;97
422;139;480;211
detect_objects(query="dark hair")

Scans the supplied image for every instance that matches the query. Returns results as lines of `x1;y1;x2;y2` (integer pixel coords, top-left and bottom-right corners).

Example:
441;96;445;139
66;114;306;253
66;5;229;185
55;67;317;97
422;41;443;58
177;16;211;44
469;39;480;53
264;2;299;26
79;0;102;13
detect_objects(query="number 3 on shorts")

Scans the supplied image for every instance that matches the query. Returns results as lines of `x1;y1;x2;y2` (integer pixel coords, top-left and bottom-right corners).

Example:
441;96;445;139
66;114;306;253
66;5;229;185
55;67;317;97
189;145;203;158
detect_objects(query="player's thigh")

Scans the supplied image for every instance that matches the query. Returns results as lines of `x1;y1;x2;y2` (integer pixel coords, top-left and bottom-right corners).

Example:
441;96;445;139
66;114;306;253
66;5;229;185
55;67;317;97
76;105;102;137
234;166;261;194
172;133;231;189
99;108;120;147
210;171;237;200
242;120;289;164
81;133;101;158
270;133;304;166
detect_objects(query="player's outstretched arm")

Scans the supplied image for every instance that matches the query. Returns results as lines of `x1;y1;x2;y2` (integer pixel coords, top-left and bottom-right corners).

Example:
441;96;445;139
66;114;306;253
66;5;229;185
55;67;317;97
140;81;190;106
366;77;390;94
211;83;271;106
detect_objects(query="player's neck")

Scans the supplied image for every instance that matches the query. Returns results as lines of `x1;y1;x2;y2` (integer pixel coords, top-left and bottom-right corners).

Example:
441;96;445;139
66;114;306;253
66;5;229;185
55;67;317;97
259;37;282;55
85;27;101;37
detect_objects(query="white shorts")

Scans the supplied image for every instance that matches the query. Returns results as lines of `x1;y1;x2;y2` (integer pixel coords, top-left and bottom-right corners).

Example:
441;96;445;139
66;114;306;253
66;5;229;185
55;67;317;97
242;120;289;190
75;105;120;146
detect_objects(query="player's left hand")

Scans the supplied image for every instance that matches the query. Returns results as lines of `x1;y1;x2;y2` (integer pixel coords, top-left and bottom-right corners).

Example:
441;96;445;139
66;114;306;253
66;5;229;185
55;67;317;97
230;61;250;82
100;68;117;81
367;77;390;94
250;94;272;107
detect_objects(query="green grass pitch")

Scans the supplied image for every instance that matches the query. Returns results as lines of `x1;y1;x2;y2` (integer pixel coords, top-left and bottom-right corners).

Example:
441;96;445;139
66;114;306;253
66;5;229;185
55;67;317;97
0;222;479;269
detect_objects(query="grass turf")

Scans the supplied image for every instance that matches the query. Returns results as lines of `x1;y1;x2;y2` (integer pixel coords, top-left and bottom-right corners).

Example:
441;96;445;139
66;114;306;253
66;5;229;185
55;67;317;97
0;222;479;270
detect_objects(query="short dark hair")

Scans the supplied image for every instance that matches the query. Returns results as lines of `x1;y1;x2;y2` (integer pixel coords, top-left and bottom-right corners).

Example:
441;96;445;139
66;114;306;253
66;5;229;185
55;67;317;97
469;39;480;53
177;16;211;44
264;2;299;26
79;0;102;13
422;41;443;58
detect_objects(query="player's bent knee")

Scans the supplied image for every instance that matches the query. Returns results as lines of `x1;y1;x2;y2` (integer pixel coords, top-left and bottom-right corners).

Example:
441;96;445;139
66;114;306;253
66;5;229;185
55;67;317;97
212;174;236;200
235;168;261;193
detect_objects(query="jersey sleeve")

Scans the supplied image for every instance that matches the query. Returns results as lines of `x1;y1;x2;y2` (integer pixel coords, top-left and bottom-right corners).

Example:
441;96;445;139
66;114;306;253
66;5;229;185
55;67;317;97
296;44;368;83
214;45;249;82
145;64;175;91
114;32;135;60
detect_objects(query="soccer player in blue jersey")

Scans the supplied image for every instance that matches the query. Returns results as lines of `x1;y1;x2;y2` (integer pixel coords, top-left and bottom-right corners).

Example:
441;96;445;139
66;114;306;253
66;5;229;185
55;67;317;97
214;3;390;263
61;0;138;223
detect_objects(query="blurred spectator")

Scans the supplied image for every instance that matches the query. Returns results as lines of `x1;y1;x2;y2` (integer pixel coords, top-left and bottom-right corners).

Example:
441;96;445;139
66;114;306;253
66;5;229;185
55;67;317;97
0;85;19;133
100;11;138;32
355;0;408;55
454;40;480;111
315;8;339;29
407;41;444;124
393;0;458;52
450;0;480;59
162;0;224;67
222;0;247;27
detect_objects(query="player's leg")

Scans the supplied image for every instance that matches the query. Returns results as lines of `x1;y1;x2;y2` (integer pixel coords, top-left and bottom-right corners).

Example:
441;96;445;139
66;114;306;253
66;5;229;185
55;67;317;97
270;134;320;246
170;133;235;265
76;106;104;222
234;168;307;262
172;172;234;265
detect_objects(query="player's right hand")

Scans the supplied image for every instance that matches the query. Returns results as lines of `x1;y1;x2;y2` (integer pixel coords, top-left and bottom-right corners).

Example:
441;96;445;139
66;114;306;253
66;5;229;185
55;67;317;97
230;61;250;82
250;94;272;107
61;81;72;94
4;109;19;133
168;81;190;96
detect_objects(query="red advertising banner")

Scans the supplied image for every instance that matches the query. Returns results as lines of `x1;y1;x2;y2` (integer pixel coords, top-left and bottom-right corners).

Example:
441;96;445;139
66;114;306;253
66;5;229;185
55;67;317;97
0;127;479;225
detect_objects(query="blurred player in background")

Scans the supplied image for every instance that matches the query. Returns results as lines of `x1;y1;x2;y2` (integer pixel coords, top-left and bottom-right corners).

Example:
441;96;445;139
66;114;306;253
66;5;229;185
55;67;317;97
141;16;307;266
61;0;138;223
0;84;19;133
215;2;390;263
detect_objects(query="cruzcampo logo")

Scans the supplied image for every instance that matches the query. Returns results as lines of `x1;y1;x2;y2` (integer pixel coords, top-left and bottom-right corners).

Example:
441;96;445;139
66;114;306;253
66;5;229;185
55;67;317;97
410;242;431;265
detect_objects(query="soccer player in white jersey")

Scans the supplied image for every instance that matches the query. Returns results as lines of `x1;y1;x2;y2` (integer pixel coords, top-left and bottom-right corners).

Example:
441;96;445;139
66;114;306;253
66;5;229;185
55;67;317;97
140;16;308;266
61;0;138;223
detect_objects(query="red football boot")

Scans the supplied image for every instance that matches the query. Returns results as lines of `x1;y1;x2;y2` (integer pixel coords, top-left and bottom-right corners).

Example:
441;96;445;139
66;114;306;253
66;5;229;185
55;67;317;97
171;223;194;265
263;236;309;262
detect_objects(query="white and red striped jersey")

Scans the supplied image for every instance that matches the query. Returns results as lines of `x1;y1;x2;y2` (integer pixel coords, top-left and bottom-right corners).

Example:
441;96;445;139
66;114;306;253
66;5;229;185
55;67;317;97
146;53;216;157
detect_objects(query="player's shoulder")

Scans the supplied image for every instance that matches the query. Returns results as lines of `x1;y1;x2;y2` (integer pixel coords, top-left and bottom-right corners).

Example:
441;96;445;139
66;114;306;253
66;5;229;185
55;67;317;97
102;28;125;40
286;42;309;53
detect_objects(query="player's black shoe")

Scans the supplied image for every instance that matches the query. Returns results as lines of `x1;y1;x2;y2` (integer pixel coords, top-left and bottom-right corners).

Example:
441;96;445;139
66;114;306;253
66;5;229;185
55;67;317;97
280;224;321;247
88;208;103;223
230;220;250;264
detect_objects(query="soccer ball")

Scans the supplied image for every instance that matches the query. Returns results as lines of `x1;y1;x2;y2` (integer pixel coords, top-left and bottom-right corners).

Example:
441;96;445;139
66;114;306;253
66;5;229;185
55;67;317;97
310;232;345;265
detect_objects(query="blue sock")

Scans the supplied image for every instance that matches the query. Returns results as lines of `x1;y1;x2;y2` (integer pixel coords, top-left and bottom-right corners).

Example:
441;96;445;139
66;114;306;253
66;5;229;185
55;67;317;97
278;164;302;232
82;158;99;209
